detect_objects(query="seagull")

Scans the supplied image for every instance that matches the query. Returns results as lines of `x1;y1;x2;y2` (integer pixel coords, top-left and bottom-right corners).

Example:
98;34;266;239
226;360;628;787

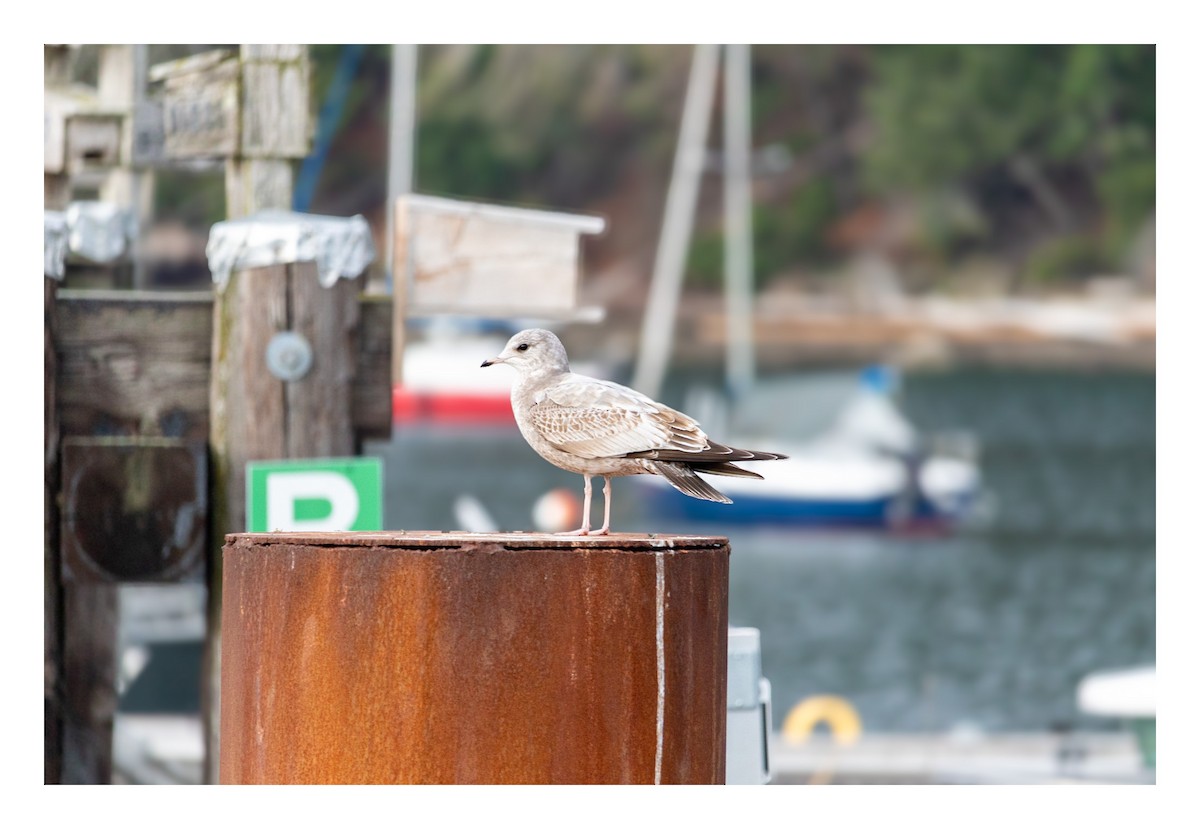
481;328;786;535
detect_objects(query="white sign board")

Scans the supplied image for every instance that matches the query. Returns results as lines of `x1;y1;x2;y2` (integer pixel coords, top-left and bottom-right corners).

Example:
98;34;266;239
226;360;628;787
396;194;605;316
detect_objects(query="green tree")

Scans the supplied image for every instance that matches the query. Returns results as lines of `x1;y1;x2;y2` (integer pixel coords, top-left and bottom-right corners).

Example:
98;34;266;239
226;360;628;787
863;45;1154;268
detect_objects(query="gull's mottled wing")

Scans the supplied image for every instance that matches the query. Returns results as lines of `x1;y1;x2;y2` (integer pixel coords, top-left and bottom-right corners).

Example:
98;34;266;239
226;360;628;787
529;374;709;460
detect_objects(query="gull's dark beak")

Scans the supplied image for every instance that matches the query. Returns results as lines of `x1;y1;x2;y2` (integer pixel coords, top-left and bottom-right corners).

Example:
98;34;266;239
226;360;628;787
480;359;494;367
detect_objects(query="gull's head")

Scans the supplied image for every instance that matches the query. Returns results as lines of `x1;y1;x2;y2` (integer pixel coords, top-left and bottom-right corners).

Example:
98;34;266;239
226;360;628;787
481;328;570;375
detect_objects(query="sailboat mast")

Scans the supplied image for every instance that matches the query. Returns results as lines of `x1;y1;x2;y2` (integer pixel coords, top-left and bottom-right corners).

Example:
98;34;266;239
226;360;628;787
723;43;756;399
387;44;419;286
632;44;721;399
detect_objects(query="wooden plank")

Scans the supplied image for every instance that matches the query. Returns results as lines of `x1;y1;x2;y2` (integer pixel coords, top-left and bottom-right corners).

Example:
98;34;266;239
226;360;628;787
151;46;309;160
160;57;239;158
55;290;213;440
148;49;235;83
54;290;392;442
240;44;307;62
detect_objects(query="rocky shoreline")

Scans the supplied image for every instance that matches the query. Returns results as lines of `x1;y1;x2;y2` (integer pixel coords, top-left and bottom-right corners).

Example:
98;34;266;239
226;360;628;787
576;294;1155;374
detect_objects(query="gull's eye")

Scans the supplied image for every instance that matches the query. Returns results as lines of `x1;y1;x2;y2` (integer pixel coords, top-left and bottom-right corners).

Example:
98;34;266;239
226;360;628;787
516;343;530;352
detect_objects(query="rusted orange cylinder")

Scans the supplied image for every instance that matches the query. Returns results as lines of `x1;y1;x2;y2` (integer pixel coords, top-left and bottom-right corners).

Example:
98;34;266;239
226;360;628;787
219;531;729;784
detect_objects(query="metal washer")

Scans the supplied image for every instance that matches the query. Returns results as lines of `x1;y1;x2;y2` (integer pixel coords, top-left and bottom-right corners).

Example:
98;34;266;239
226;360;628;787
265;330;313;381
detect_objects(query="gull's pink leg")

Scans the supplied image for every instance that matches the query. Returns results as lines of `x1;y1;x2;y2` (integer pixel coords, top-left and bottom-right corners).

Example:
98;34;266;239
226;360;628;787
556;474;592;535
593;477;613;536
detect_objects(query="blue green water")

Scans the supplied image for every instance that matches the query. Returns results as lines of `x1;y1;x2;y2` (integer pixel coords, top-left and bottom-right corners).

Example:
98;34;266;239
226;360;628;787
368;369;1155;734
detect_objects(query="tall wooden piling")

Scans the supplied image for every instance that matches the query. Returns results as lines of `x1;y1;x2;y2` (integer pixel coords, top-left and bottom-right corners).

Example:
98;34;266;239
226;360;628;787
202;44;316;782
45;273;62;784
220;532;730;785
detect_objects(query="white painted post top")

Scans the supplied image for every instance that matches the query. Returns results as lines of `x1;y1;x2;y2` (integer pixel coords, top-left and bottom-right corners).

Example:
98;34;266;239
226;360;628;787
44;211;68;279
206;210;376;290
44;202;133;278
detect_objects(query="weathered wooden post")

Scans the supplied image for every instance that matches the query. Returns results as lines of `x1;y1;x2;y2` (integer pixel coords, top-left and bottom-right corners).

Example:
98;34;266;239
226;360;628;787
45;44;150;289
48;208;210;782
150;43;318;781
44;45;75;211
150;43;311;220
45;209;138;785
220;532;729;784
206;214;373;533
225;45;311;218
57;436;208;783
44;217;64;784
96;45;155;288
47;210;204;784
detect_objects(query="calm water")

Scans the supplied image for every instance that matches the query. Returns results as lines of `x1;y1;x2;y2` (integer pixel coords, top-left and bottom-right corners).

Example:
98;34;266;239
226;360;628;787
367;369;1155;734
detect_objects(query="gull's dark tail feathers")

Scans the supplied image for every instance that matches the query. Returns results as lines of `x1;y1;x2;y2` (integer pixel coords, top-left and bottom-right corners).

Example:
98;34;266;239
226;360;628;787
652;462;734;504
644;442;788;504
627;441;787;465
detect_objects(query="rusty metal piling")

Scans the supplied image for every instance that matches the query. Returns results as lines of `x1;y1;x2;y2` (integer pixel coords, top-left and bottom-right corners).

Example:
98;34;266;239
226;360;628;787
220;531;729;784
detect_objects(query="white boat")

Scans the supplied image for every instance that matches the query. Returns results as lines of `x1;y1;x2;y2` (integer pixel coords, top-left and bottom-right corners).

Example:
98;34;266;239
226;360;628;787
393;319;610;425
631;366;983;531
1077;665;1156;769
393;323;518;425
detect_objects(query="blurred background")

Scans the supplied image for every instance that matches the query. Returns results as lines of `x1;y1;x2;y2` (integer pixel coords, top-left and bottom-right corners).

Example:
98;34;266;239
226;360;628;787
46;43;1154;784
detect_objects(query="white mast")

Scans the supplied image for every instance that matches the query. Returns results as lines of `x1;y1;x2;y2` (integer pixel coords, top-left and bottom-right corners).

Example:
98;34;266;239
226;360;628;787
632;44;721;399
633;44;757;400
723;43;756;399
387;44;419;287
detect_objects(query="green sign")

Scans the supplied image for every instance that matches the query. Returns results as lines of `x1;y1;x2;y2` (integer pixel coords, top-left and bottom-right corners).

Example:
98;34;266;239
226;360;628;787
246;458;383;532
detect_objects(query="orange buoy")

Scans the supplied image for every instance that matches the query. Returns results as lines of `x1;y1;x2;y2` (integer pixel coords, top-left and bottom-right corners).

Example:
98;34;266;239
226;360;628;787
532;487;583;533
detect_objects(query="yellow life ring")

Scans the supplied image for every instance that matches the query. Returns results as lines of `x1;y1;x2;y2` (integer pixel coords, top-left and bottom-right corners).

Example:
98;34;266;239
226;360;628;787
782;695;863;746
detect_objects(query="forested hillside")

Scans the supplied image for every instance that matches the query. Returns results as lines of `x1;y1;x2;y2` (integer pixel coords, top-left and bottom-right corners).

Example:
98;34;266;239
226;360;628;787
306;44;1154;301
